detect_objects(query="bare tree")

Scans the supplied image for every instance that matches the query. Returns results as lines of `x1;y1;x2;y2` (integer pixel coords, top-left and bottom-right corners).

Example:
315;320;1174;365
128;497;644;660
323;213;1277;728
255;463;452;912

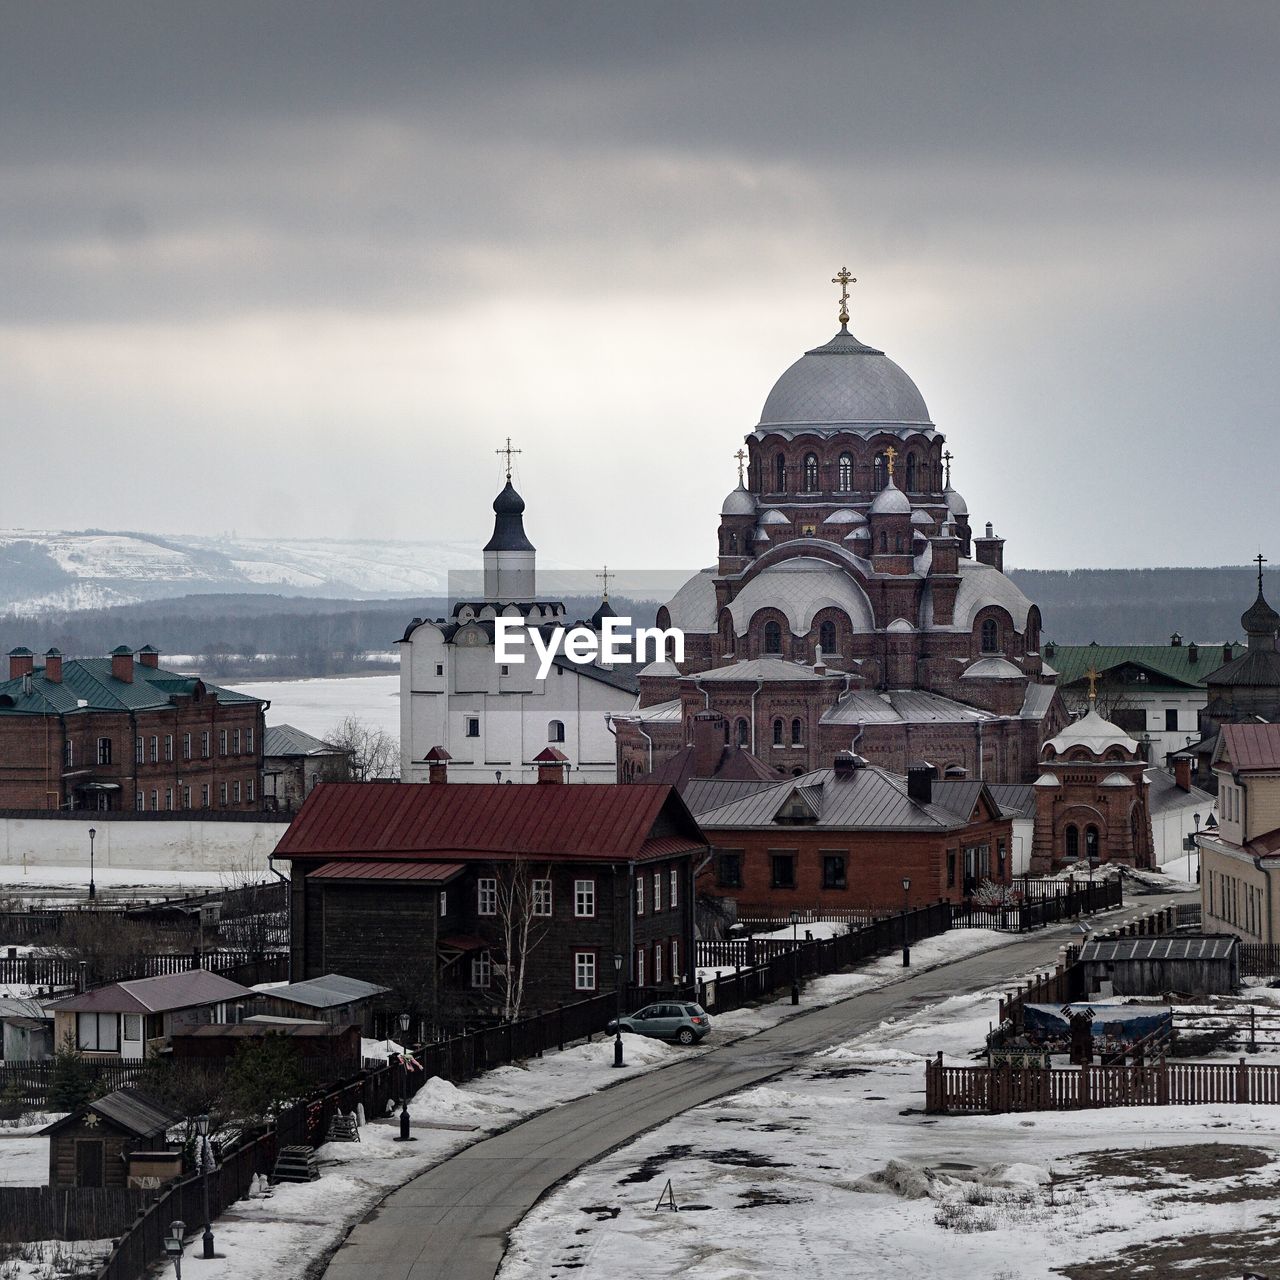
493;860;552;1022
325;715;398;781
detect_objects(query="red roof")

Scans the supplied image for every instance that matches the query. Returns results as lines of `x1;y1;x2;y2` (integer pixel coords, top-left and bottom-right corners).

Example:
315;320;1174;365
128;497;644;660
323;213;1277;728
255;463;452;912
307;860;465;882
1219;723;1280;771
273;782;705;864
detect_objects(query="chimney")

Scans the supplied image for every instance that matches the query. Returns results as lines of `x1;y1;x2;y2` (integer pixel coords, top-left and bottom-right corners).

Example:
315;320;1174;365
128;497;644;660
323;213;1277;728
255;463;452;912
7;648;33;680
833;750;866;778
973;524;1005;572
1170;632;1182;647
138;644;161;669
44;648;62;683
907;760;936;803
691;710;725;777
424;745;451;785
1188;642;1199;664
110;645;134;683
534;746;569;784
1223;642;1234;661
1174;754;1192;792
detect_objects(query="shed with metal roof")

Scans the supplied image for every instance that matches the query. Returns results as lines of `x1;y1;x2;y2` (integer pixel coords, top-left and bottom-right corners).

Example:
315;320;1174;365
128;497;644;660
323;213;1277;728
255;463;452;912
1077;933;1240;997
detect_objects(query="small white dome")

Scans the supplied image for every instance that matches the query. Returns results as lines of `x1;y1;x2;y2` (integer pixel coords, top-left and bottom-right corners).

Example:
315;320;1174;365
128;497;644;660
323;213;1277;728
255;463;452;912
639;659;681;678
944;484;969;518
760;509;790;526
870;478;911;516
1033;773;1061;788
911;509;933;527
753;525;770;543
721;484;757;517
886;617;915;633
961;657;1024;680
846;526;871;541
1100;772;1134;788
823;508;866;525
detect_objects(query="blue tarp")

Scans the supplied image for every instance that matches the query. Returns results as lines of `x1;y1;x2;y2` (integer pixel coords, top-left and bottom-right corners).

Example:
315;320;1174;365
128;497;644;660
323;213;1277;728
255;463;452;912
1023;1003;1173;1043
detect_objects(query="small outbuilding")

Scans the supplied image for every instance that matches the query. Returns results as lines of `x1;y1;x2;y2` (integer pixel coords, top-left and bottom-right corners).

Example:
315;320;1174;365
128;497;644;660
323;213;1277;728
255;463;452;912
1077;934;1240;997
41;1087;181;1189
250;974;390;1034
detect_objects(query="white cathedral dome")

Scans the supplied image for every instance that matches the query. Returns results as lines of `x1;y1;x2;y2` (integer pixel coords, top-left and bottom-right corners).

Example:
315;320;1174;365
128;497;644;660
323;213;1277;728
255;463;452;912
721;483;757;517
757;328;932;433
869;477;911;515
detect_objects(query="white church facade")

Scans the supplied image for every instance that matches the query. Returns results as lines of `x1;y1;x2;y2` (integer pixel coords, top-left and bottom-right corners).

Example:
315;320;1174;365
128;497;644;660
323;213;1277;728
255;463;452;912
397;470;638;783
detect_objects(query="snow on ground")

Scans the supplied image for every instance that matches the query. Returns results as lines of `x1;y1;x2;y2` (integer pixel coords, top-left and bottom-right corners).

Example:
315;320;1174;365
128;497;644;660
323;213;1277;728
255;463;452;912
0;863;229;893
0;1239;116;1280
1155;851;1202;885
0;1134;48;1185
232;674;400;743
743;920;853;942
500;986;1280;1280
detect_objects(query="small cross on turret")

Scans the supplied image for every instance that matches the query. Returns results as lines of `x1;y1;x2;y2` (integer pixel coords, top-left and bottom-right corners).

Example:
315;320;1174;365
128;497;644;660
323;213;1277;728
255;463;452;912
596;565;612;602
943;450;953;487
884;445;898;479
734;448;747;485
831;266;856;328
496;436;521;481
1257;551;1268;593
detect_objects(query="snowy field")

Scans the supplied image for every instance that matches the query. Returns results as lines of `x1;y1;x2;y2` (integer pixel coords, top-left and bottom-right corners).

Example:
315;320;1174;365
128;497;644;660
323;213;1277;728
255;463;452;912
231;673;400;742
500;988;1280;1280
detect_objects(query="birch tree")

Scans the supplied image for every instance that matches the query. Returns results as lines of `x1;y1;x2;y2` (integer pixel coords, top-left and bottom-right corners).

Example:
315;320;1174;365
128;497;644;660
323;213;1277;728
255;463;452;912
493;860;552;1022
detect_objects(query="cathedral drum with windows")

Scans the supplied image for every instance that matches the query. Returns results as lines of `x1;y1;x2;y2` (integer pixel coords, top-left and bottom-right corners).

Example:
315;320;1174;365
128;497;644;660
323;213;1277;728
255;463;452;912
615;271;1066;785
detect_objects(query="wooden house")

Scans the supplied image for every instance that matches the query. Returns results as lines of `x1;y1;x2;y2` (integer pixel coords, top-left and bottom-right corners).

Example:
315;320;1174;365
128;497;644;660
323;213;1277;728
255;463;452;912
41;1087;180;1189
250;974;389;1034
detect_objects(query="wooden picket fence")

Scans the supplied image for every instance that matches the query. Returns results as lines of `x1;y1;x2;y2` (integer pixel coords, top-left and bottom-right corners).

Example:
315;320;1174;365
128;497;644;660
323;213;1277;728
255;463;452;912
0;1061;145;1109
0;1188;150;1244
1240;943;1280;977
926;1053;1280;1114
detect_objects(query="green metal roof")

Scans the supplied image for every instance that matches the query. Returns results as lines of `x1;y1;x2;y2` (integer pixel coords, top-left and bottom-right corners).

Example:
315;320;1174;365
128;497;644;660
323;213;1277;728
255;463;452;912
1047;643;1232;690
0;657;262;716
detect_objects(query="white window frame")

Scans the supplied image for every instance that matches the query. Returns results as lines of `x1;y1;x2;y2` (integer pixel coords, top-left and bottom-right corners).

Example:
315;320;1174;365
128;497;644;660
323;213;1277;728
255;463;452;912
149;735;158;763
439;890;447;917
150;788;158;810
164;734;173;762
182;733;191;761
465;716;480;738
573;951;597;992
653;942;663;985
233;780;241;803
219;729;228;757
135;791;143;811
201;731;211;759
532;879;552;916
97;736;111;765
219;782;228;807
122;1014;142;1043
653;871;662;912
574;879;595;918
636;947;645;987
135;736;144;764
246;726;254;753
64;740;74;768
670;868;679;909
233;728;241;754
478;878;497;916
671;937;680;980
471;953;492;988
247;778;255;802
636;876;644;916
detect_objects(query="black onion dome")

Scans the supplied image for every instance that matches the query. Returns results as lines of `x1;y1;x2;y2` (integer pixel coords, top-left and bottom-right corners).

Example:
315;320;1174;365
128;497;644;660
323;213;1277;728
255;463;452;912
1242;588;1280;637
484;481;535;552
590;598;617;629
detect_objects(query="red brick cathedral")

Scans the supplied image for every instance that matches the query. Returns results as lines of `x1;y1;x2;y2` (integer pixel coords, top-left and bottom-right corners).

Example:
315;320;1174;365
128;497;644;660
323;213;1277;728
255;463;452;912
615;272;1066;785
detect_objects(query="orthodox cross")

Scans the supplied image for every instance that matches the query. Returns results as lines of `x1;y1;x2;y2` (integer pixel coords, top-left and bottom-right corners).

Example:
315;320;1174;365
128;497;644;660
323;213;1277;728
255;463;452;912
1085;666;1100;702
831;266;856;326
884;444;898;478
496;436;521;481
596;565;612;602
1257;552;1268;592
943;450;953;487
734;448;747;484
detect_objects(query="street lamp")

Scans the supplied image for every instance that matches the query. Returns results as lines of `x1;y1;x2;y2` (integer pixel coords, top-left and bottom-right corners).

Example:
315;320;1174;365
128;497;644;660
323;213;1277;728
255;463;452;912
612;953;625;1068
790;911;801;1005
1192;811;1202;884
163;1220;186;1280
194;1114;214;1259
395;1012;415;1141
88;827;96;901
901;877;912;968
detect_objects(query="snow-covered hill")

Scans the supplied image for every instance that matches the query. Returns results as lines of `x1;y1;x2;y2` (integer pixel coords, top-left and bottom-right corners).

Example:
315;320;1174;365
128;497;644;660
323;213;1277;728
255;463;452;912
0;529;482;615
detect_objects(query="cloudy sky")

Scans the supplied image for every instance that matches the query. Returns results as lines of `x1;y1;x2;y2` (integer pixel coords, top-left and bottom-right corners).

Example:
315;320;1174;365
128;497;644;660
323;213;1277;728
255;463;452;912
3;1;1278;572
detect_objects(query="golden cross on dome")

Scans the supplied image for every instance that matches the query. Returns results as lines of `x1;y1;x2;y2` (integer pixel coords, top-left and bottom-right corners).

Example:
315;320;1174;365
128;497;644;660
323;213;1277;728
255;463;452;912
831;266;856;326
1257;551;1268;592
884;445;898;478
943;450;953;486
1085;666;1100;702
496;436;521;482
596;565;612;602
734;448;747;484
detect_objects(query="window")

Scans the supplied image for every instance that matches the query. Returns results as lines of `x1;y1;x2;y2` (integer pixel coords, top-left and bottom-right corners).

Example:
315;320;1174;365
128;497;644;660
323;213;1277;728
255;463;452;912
1064;825;1080;860
771;853;796;889
947;849;957;888
636;947;646;987
791;718;803;745
122;1014;141;1043
233;781;241;803
478;878;497;916
1165;708;1178;732
135;736;144;764
774;453;786;491
671;937;680;981
471;953;492;988
164;734;173;762
200;784;210;808
822;854;847;890
819;621;837;655
763;621;782;655
636;875;645;915
134;791;143;811
219;730;228;757
981;619;999;653
653;942;663;985
439;890;447;916
164;788;173;811
772;718;784;747
894;534;905;553
1085;825;1100;861
802;453;819;490
533;879;552;916
233;729;241;754
718;852;743;889
148;735;157;763
201;731;211;759
736;718;749;747
465;717;480;738
219;782;228;807
548;720;565;743
97;737;112;765
500;664;510;676
182;733;191;761
653;871;662;912
77;1012;118;1052
873;453;887;489
878;531;888;553
838;453;853;490
435;663;444;677
905;452;917;492
247;778;255;802
669;868;679;909
574;951;597;991
246;727;253;753
182;786;191;809
574;879;595;917
64;740;74;768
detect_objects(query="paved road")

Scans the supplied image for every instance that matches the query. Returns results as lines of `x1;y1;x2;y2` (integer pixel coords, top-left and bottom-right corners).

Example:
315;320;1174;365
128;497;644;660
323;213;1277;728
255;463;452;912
324;897;1186;1280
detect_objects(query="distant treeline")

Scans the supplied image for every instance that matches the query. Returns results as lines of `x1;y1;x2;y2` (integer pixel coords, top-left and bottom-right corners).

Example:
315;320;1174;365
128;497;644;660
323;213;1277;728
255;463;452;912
0;592;661;678
1010;566;1278;645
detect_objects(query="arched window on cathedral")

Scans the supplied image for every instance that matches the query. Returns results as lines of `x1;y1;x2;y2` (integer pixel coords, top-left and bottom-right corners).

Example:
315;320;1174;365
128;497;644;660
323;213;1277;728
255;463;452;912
1064;824;1079;860
791;717;803;745
905;453;917;492
873;453;887;489
728;531;737;553
1085;825;1100;862
878;531;888;553
838;453;853;490
981;618;1000;653
548;720;565;743
894;534;905;553
736;718;749;747
802;453;819;490
819;620;837;655
763;620;783;654
774;453;786;492
772;717;784;746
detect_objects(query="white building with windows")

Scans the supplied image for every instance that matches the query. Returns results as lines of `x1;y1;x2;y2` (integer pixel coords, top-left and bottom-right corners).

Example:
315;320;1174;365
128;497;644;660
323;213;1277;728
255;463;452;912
398;476;638;783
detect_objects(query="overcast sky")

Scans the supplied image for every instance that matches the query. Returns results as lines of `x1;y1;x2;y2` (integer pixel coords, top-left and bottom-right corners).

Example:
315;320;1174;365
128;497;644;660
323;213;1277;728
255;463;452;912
3;2;1278;572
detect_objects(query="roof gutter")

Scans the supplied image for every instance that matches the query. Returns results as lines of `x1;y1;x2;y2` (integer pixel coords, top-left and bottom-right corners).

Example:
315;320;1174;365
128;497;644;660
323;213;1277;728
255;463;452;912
750;678;764;755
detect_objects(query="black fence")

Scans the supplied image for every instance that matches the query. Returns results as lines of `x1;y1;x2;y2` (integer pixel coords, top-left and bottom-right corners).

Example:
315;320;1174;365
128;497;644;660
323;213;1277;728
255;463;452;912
0;1188;152;1244
0;948;287;992
0;1061;146;1109
1241;943;1280;978
952;878;1123;932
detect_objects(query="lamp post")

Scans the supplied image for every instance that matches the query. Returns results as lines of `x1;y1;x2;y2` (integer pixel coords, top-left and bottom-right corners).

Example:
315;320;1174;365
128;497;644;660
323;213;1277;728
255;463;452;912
395;1012;414;1141
194;1114;214;1259
88;827;96;901
901;877;912;968
612;953;625;1068
163;1220;186;1280
1193;812;1202;884
790;911;801;1004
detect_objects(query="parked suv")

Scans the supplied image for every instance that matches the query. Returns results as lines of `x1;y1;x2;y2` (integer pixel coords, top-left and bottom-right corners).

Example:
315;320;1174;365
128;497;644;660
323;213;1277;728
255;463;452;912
607;1002;712;1045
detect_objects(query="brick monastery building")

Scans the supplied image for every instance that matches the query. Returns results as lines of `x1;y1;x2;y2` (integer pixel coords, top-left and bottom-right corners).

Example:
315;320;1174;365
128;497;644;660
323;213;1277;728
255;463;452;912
615;273;1068;786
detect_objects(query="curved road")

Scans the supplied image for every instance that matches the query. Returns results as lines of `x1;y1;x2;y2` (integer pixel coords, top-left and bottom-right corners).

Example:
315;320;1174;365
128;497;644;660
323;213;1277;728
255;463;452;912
324;899;1183;1280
